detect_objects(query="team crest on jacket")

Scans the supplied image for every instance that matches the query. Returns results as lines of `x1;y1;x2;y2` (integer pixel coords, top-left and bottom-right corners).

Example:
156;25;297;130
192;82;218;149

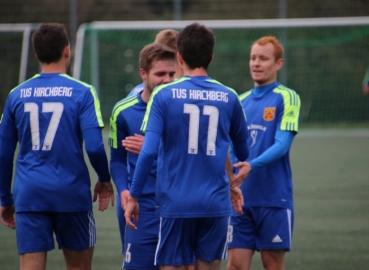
263;107;276;121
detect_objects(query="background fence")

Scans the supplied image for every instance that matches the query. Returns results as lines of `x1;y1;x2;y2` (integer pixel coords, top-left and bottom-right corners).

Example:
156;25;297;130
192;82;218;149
74;18;369;127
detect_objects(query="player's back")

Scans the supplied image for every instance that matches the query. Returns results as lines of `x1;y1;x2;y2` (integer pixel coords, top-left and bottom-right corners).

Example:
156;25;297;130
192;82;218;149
2;73;103;212
145;76;248;218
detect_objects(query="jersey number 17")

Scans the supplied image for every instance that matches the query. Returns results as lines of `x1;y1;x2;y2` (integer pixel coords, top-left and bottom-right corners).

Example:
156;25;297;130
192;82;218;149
24;102;64;151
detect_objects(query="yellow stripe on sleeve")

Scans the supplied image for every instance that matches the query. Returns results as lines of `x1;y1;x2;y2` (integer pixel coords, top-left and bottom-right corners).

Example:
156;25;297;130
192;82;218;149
273;86;301;132
109;98;139;149
60;74;104;127
141;77;189;132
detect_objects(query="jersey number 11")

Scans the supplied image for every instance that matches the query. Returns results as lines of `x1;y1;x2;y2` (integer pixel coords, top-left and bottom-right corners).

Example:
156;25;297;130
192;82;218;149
184;104;219;156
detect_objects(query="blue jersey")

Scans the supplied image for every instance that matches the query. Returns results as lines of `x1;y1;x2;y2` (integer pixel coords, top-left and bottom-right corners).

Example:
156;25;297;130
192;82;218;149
0;73;104;212
127;83;144;97
109;93;156;214
138;75;248;218
239;82;301;209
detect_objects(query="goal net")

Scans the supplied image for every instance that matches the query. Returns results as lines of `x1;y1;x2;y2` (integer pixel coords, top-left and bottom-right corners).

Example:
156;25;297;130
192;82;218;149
0;23;40;114
73;17;369;127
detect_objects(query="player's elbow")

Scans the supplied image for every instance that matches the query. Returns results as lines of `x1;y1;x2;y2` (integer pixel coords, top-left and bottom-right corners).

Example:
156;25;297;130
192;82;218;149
232;140;249;162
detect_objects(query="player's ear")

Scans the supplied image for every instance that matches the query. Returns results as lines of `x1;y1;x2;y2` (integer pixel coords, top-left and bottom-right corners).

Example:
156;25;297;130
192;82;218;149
177;52;184;66
63;46;70;58
276;58;283;71
139;68;147;81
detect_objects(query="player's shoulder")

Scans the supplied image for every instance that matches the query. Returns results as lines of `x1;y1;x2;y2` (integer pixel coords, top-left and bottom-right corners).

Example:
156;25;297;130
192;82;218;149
239;89;253;101
273;84;298;94
111;94;140;117
58;74;94;89
128;83;144;96
8;74;40;97
205;78;239;96
151;78;189;98
273;84;300;107
160;77;189;90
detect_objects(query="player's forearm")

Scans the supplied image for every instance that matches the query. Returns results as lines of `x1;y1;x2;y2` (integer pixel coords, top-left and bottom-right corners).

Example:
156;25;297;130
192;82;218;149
129;130;159;198
83;127;111;181
0;139;16;207
249;130;294;171
110;149;129;194
129;151;156;198
225;154;234;180
88;150;111;181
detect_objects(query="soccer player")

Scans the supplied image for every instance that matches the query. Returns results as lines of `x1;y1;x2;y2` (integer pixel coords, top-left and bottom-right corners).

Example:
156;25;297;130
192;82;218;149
109;43;177;269
124;23;249;270
227;36;301;270
127;29;182;98
0;23;114;270
115;28;183;259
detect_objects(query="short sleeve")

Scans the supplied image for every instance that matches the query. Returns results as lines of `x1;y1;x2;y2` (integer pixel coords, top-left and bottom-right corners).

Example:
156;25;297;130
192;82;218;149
275;89;301;132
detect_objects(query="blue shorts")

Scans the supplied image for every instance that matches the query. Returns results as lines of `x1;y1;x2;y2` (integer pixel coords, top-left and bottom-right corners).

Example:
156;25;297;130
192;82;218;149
123;214;160;270
228;207;293;251
116;192;126;254
16;211;96;254
156;217;228;266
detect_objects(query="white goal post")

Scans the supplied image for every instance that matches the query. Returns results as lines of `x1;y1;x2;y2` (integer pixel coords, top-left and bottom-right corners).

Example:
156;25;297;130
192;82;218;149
0;23;40;84
72;16;369;84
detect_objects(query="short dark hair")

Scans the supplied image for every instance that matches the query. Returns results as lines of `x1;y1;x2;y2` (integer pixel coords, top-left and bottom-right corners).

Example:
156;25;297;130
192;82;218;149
32;23;69;64
139;43;177;72
176;23;215;70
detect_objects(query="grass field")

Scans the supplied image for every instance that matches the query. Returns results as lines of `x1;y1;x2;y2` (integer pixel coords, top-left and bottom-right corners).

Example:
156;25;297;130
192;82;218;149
1;129;369;269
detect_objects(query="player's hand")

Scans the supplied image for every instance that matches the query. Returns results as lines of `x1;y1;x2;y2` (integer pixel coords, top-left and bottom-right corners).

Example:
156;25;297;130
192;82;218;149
122;134;144;155
0;205;16;229
230;162;252;188
120;190;130;211
93;181;115;211
124;195;139;230
230;186;244;214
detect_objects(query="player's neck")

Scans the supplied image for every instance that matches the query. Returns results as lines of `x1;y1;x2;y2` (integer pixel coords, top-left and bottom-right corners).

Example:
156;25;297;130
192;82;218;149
183;67;208;77
40;62;67;74
141;88;151;103
253;81;279;97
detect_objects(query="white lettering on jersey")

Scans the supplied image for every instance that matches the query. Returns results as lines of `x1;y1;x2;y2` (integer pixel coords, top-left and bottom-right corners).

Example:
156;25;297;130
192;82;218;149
248;124;267;132
33;87;73;97
189;89;228;103
171;88;228;103
20;88;32;98
171;88;187;98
